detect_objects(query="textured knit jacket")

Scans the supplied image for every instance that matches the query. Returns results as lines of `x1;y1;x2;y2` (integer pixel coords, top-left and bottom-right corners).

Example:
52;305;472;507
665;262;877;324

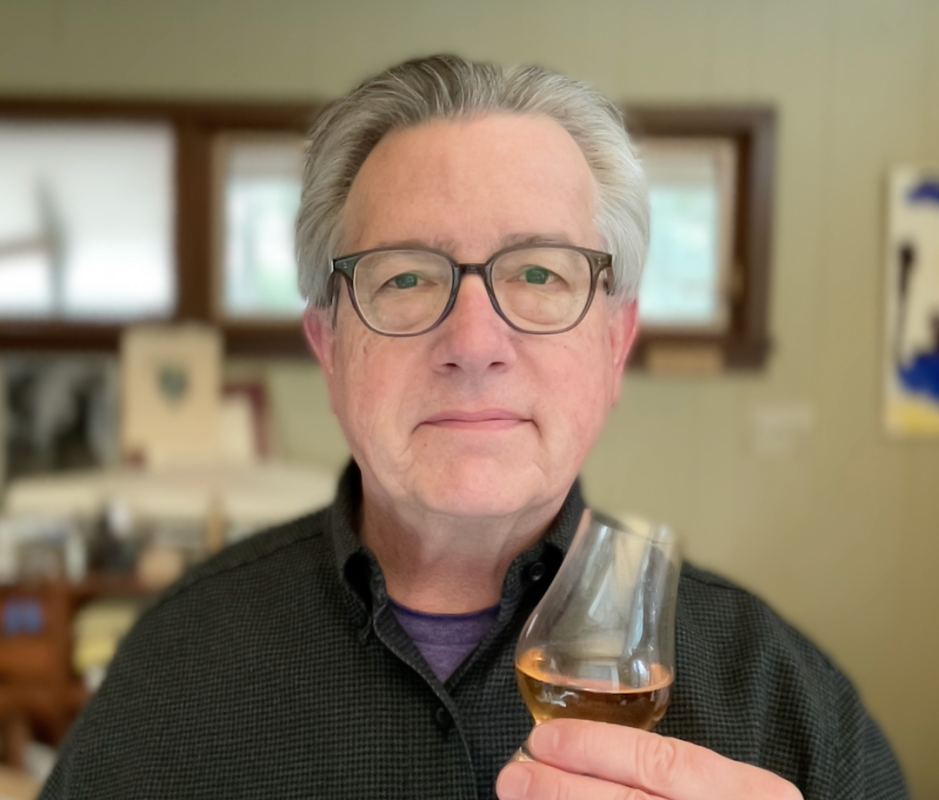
41;464;908;799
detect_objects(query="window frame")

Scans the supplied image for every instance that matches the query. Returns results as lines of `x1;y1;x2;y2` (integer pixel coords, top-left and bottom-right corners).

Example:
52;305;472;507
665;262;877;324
0;100;775;369
211;129;310;328
0;98;320;356
626;106;776;371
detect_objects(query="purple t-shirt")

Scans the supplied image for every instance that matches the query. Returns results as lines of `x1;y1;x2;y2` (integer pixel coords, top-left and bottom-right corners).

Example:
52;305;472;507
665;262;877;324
389;599;500;683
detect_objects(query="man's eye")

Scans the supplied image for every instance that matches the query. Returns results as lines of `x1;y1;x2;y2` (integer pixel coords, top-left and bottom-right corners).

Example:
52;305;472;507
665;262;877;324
523;267;551;285
392;273;419;289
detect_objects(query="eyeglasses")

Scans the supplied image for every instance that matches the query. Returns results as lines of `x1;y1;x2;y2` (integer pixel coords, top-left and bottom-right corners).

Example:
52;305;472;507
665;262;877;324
330;244;614;337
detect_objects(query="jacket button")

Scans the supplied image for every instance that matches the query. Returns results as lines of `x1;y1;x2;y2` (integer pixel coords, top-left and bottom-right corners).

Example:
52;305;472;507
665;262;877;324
528;562;547;582
434;706;453;731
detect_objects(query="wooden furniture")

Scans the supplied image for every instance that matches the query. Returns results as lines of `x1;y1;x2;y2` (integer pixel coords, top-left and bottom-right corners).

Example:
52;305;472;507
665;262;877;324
0;575;151;752
0;462;339;759
0;763;39;800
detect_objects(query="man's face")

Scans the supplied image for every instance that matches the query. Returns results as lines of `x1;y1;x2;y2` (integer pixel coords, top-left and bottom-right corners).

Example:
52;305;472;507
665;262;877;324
306;113;636;524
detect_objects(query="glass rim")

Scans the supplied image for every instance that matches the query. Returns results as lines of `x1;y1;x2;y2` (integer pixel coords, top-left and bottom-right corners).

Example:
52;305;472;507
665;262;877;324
591;511;679;546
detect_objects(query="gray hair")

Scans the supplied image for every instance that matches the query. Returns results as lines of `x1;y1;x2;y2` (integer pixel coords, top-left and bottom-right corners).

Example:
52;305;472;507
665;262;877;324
296;54;649;308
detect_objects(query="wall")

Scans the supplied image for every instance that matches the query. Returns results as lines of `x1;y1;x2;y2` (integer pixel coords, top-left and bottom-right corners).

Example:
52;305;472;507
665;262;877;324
2;0;938;794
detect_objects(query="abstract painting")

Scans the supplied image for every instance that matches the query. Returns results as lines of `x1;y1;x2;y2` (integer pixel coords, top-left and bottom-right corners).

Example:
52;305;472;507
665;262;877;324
885;166;939;436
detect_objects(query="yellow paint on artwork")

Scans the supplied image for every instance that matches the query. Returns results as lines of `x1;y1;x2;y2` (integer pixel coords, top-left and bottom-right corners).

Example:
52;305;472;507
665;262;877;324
887;398;939;435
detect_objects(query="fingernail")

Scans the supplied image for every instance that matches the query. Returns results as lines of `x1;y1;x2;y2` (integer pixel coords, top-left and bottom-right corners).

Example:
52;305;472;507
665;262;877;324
530;723;559;755
497;764;531;800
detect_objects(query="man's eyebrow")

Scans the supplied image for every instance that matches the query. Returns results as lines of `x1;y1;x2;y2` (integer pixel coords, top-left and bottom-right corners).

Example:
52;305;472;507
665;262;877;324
500;232;574;248
369;238;459;252
368;233;575;253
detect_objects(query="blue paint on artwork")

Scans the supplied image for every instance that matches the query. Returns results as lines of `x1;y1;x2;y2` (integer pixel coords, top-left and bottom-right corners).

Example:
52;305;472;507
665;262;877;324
898;353;939;402
907;180;939;205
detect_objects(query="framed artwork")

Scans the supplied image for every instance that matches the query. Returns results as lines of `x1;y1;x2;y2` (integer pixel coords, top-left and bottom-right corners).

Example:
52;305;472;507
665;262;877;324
884;166;939;437
120;324;223;465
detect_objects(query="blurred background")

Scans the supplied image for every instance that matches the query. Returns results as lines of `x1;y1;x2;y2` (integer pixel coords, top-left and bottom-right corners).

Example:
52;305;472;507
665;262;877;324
0;0;938;797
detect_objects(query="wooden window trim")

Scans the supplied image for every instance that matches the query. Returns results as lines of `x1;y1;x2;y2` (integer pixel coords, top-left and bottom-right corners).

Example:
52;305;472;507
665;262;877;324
0;98;320;356
0;100;774;368
625;106;777;371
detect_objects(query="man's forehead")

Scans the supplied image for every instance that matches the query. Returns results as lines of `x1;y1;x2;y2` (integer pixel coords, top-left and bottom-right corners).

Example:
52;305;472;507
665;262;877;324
341;114;600;255
368;112;583;166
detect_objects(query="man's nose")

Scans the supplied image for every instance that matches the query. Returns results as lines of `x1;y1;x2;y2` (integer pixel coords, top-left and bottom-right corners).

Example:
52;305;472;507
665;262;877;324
431;274;517;374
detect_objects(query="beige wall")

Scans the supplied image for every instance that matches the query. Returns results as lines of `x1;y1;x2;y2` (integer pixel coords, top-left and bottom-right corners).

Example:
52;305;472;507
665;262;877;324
3;0;939;794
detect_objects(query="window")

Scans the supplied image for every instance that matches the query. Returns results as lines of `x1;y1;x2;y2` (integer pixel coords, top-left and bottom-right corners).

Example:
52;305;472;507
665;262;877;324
0;121;174;320
0;101;775;370
628;108;776;371
637;138;736;331
0;99;317;355
214;133;306;322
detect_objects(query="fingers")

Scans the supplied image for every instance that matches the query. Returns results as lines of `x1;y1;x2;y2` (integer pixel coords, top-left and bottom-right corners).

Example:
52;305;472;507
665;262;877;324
521;720;803;800
497;759;660;800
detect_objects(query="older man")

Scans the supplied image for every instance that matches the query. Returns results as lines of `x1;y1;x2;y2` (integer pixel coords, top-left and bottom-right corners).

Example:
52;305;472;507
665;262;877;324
42;56;905;800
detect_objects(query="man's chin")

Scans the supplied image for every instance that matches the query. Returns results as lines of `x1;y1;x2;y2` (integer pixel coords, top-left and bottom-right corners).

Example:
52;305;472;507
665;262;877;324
407;463;551;521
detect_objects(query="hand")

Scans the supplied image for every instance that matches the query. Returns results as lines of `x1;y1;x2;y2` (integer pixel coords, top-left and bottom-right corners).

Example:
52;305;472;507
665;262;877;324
496;719;803;800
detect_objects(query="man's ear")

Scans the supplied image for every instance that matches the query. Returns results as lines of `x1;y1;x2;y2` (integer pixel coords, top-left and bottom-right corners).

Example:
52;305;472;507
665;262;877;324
609;300;638;404
303;306;337;384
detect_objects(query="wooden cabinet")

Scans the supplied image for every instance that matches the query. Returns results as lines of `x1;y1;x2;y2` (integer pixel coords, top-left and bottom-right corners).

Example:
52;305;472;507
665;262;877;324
0;576;152;755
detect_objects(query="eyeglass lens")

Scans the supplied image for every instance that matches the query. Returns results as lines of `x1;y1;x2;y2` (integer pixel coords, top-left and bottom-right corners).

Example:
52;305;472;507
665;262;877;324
351;247;594;335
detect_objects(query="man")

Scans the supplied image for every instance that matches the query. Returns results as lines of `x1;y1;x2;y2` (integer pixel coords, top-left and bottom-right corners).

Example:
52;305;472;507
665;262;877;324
42;55;906;799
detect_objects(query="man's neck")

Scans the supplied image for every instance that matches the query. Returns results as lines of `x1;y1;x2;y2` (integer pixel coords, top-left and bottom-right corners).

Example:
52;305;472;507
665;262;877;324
359;493;562;614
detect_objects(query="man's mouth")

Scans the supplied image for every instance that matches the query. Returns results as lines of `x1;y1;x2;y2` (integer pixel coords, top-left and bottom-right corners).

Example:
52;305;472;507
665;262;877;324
421;409;529;431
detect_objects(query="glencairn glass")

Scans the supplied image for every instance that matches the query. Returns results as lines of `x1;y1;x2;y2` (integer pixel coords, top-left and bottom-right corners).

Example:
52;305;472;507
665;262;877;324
514;512;681;756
